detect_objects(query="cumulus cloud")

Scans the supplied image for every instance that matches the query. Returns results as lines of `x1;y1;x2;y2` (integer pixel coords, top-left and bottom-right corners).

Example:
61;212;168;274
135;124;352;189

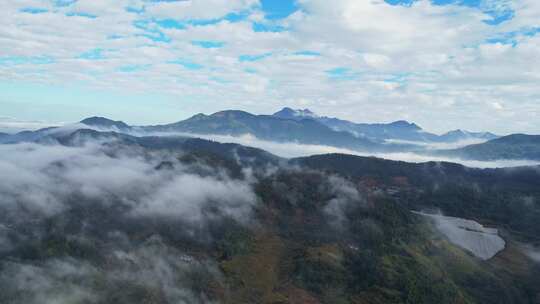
297;0;489;54
1;0;539;133
144;0;257;20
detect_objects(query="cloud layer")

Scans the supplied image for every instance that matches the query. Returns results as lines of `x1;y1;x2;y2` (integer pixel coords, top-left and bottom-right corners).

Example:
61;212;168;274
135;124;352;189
1;0;539;133
166;132;540;168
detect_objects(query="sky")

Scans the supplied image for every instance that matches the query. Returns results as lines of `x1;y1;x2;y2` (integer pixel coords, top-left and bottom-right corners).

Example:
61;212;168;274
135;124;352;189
0;0;539;135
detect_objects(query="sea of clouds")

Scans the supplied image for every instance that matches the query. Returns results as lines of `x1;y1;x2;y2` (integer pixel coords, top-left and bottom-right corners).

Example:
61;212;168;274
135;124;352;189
154;132;540;169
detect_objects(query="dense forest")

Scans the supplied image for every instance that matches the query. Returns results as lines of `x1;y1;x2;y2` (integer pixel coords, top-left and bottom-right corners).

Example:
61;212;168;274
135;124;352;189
1;138;540;304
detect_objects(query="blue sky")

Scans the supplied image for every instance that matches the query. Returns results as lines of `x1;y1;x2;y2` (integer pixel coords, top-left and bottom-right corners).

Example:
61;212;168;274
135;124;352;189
0;0;539;134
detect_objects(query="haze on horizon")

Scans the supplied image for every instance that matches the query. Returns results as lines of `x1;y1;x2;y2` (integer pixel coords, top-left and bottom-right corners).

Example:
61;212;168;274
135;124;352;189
1;0;539;135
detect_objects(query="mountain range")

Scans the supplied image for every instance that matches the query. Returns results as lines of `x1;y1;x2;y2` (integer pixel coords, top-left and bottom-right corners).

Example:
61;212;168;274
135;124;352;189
1;108;539;161
143;110;399;152
439;134;540;161
273;107;498;143
82;107;497;146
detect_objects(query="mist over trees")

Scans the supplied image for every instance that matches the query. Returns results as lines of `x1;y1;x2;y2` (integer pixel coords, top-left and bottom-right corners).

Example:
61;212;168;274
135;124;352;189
0;135;539;303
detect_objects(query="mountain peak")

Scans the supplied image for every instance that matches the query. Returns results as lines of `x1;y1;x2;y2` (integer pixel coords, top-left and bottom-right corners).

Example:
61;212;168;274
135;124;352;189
210;110;255;119
388;120;421;130
277;107;295;114
186;113;207;120
80;116;130;130
273;107;318;120
440;129;499;141
492;133;540;144
445;129;467;135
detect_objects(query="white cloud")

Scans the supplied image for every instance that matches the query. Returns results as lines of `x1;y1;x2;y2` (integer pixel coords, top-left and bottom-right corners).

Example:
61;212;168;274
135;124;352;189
156;132;540;168
0;137;257;303
362;53;391;68
144;0;258;20
298;0;488;54
69;0;133;16
0;0;539;134
0;141;257;224
0;117;60;133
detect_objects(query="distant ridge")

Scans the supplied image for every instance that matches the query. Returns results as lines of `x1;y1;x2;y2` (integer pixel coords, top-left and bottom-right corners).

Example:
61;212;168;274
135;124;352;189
273;107;318;120
438;134;540;160
273;107;495;143
6;108;540;161
439;129;498;142
72;109;499;145
80;116;131;131
143;109;400;152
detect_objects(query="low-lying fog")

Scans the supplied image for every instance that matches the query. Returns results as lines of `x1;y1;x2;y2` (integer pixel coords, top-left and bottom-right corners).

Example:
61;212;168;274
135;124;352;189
0;139;371;303
150;132;540;169
384;138;489;150
5;123;539;169
0;141;260;304
0;117;61;134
